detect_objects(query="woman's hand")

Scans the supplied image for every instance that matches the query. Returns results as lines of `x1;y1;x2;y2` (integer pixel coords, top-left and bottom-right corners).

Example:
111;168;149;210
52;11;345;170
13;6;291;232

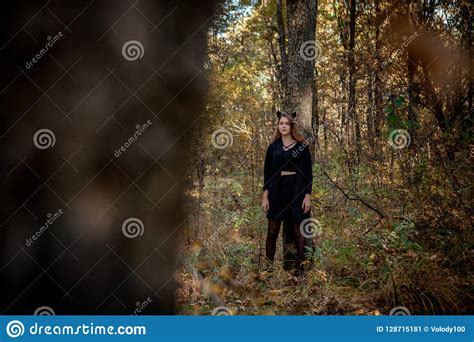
302;194;311;213
262;190;269;213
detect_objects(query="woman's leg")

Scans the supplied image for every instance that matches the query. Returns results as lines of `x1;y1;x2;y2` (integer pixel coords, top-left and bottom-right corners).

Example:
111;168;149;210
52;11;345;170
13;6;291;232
291;220;306;274
265;219;281;263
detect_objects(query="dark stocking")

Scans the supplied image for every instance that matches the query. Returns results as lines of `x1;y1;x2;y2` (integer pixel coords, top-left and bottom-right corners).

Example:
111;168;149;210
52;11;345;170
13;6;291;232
265;219;281;263
291;221;306;275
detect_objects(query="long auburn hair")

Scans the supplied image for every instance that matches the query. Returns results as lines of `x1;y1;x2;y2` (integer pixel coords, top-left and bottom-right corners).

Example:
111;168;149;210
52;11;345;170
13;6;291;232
271;112;307;144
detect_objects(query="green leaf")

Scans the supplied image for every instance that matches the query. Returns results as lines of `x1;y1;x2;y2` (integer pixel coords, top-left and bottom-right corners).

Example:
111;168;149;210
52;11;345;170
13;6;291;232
406;119;418;129
387;112;402;127
394;96;406;108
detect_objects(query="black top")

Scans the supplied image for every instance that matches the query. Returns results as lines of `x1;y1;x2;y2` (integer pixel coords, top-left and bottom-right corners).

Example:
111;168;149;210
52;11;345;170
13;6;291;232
262;138;313;221
281;143;298;172
263;138;312;194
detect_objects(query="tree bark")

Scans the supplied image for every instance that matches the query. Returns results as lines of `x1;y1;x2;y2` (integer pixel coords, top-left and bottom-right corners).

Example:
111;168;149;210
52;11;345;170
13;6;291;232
276;0;288;101
283;0;317;136
374;0;383;141
280;0;317;271
348;0;360;163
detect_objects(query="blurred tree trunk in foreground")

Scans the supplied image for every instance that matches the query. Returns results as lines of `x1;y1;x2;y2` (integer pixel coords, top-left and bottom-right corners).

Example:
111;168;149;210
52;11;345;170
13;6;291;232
0;0;220;314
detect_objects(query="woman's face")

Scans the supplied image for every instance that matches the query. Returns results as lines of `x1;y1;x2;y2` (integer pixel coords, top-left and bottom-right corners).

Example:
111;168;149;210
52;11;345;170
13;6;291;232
278;116;291;135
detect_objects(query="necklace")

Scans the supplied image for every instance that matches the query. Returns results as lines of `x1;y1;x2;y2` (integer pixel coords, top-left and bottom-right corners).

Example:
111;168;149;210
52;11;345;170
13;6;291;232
282;140;297;150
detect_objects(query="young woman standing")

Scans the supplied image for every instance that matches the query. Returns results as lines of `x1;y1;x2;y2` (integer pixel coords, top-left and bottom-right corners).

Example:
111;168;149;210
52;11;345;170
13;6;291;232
262;111;313;276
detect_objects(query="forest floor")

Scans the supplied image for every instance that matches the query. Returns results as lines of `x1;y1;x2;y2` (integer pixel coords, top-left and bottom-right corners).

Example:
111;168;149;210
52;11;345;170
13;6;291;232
175;175;395;315
174;171;471;315
175;239;384;316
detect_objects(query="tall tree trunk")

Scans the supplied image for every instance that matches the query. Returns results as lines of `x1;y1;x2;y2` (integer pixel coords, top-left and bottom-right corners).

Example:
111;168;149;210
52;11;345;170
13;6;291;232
348;0;360;163
461;0;472;138
374;0;383;148
312;68;319;143
407;52;419;148
333;0;348;131
276;0;288;102
366;1;375;154
279;0;317;271
312;0;320;145
311;0;320;150
283;0;317;136
407;0;422;153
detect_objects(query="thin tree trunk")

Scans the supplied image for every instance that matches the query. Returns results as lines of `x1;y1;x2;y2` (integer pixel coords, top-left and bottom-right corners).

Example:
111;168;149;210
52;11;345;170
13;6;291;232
348;0;359;163
374;0;383;144
276;0;288;99
312;0;320;145
366;1;375;154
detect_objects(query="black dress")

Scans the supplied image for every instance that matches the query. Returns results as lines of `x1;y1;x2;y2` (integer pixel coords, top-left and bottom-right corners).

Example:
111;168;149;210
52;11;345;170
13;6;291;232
263;138;313;222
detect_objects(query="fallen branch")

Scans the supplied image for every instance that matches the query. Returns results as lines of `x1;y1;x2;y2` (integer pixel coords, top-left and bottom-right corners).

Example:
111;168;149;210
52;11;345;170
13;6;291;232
178;254;225;308
322;170;386;219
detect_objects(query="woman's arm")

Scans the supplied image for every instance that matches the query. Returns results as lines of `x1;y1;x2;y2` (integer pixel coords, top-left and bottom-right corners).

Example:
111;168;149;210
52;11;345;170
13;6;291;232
262;144;273;192
301;146;313;213
302;145;313;195
262;144;272;212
